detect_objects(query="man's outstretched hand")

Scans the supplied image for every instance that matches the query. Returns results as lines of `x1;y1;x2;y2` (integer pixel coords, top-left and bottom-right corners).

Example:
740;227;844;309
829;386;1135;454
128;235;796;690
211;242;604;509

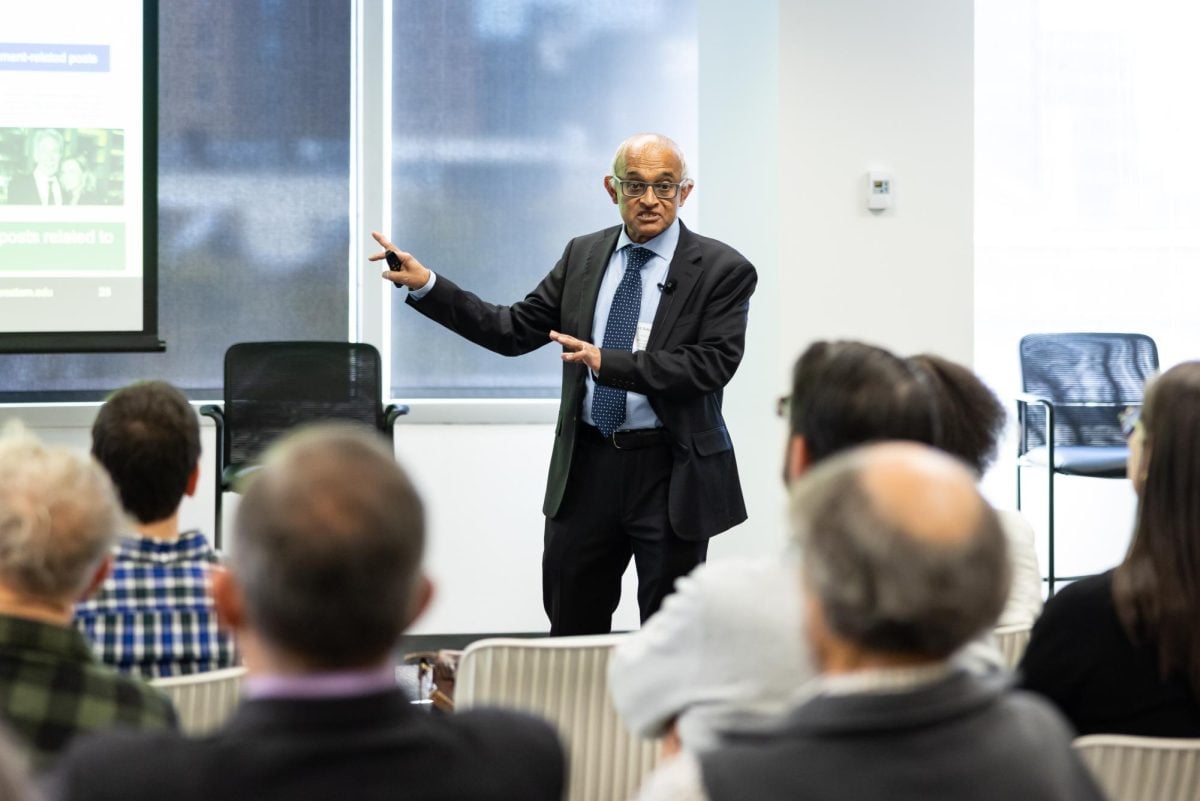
550;330;601;373
370;231;432;291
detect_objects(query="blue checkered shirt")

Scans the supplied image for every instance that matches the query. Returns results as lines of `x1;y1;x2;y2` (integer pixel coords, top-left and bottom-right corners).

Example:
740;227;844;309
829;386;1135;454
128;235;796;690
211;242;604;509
73;530;239;678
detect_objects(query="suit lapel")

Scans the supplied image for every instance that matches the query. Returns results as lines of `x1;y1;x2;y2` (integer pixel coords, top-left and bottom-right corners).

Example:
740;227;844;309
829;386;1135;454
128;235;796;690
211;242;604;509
576;226;621;342
647;221;701;350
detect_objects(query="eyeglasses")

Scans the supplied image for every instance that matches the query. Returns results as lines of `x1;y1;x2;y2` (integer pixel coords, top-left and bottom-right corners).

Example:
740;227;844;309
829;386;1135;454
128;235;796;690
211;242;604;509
612;176;689;200
1119;406;1142;438
776;395;792;419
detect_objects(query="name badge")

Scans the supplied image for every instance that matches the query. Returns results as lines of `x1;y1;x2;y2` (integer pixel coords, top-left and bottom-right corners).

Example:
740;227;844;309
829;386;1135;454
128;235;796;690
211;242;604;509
633;322;653;352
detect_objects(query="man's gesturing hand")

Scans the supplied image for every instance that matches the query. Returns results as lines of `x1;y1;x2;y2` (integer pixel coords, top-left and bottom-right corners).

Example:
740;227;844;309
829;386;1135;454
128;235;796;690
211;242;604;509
550;330;601;373
370;231;432;291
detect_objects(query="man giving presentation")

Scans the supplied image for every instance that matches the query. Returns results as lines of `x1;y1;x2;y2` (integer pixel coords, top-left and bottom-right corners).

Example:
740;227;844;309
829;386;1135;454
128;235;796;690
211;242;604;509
372;133;757;635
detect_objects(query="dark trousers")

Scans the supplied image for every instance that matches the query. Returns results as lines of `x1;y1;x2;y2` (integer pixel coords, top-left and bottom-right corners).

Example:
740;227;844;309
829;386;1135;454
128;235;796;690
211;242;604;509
542;430;708;636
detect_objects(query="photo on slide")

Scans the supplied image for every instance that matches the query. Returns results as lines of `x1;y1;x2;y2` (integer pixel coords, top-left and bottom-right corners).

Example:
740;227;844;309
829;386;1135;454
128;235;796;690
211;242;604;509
0;127;124;207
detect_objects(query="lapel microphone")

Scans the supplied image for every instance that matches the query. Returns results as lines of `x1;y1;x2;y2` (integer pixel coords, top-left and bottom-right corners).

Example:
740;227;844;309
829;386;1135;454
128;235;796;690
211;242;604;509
657;279;677;294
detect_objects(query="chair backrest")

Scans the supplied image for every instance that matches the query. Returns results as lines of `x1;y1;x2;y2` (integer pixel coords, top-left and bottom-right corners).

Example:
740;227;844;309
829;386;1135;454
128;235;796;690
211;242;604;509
993;623;1032;671
1019;333;1158;450
222;341;388;468
150;666;246;735
1074;734;1200;801
456;635;662;801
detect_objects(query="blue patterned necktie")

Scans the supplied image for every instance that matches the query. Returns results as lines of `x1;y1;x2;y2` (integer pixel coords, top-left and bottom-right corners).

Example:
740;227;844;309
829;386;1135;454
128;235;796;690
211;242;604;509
591;245;653;437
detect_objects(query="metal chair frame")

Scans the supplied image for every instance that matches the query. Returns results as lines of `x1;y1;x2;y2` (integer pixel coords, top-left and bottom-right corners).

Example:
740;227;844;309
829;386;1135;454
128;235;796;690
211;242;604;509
1015;333;1157;597
200;341;408;548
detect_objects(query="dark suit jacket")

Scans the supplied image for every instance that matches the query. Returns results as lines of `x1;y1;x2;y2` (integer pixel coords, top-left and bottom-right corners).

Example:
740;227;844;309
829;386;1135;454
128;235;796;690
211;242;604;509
408;221;757;541
6;172;44;205
700;671;1104;801
50;690;564;801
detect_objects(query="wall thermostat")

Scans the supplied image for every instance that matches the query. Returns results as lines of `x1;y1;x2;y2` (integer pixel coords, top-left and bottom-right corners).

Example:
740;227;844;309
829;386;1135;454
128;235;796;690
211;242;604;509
868;171;892;210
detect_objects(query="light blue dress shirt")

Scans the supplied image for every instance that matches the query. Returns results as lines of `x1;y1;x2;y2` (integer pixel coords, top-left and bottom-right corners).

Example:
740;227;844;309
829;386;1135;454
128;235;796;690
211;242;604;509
581;220;678;430
406;219;679;430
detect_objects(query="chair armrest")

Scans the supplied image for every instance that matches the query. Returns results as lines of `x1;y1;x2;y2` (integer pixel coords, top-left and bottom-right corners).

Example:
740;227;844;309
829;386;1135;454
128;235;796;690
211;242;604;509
1015;392;1054;409
1015;394;1056;459
198;404;225;426
199;404;227;481
384;404;410;427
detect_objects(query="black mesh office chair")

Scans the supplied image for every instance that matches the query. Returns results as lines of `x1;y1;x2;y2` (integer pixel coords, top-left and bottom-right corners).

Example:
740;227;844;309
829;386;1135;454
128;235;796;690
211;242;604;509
1016;333;1158;596
199;341;408;547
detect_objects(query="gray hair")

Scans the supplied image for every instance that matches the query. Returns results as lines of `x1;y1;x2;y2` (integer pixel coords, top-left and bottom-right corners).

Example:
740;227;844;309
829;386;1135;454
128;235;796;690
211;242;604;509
232;423;425;668
611;133;691;181
30;128;64;152
0;422;122;600
792;445;1009;658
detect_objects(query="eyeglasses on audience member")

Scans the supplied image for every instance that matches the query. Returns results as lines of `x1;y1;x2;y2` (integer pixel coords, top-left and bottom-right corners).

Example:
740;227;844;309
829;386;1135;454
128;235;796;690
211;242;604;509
1119;405;1142;438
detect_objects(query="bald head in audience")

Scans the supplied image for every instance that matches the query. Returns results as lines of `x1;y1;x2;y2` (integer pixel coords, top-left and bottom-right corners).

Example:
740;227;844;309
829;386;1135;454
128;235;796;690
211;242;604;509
215;423;432;671
794;442;1010;670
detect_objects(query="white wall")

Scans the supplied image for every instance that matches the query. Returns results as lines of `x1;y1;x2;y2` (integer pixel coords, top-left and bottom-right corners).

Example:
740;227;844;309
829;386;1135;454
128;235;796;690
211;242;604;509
0;0;976;634
778;0;974;367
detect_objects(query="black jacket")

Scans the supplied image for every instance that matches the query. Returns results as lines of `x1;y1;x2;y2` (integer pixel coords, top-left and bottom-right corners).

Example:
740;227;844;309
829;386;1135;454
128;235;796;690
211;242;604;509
51;690;564;801
409;221;757;540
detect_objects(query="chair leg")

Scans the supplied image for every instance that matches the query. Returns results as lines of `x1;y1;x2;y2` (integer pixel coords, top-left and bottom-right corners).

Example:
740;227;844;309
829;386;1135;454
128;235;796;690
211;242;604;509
1046;467;1056;598
1016;463;1023;512
214;481;224;551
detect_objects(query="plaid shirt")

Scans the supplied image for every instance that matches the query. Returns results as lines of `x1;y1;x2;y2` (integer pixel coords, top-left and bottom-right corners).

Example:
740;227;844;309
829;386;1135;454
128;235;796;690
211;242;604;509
0;614;176;772
74;530;238;679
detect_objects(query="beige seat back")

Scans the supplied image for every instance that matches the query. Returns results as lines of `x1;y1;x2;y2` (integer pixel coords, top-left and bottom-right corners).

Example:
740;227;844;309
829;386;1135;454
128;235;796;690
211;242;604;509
150;666;247;735
1074;734;1200;801
456;635;661;801
994;623;1033;670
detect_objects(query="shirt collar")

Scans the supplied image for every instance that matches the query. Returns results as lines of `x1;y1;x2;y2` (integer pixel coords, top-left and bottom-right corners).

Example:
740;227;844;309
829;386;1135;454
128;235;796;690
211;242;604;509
243;663;399;701
117;529;212;562
616;217;680;264
809;661;954;698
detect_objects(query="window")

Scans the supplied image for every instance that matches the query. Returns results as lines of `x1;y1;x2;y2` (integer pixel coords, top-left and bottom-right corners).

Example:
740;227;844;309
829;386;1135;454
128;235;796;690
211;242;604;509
0;0;700;402
974;1;1200;573
976;1;1200;395
388;0;699;397
0;1;350;398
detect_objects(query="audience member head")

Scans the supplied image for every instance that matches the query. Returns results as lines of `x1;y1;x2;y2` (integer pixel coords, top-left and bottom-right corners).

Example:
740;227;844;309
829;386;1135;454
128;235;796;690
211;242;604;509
1113;361;1200;692
793;442;1009;670
783;340;938;480
0;423;120;616
91;381;201;525
217;423;429;671
907;353;1007;476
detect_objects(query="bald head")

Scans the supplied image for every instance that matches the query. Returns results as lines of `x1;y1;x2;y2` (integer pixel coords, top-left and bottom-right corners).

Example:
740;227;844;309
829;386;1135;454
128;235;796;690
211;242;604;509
793;443;1009;660
858;443;985;546
611;133;690;181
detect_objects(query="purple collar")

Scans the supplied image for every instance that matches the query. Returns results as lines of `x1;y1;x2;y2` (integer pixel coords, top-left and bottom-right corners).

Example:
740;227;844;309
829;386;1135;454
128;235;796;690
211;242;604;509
243;663;398;700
